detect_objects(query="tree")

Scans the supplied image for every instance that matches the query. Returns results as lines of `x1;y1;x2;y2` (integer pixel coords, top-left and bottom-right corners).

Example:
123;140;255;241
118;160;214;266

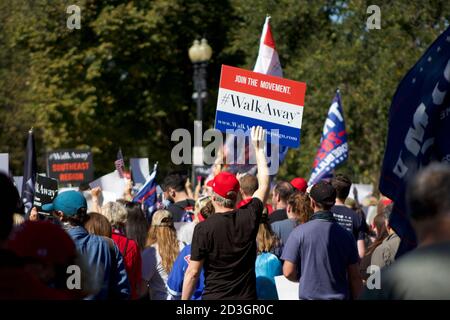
1;0;449;187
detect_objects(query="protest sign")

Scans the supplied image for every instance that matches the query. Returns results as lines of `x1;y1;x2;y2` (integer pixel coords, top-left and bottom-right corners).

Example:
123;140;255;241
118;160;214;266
130;158;150;185
274;275;299;300
215;65;306;148
47;149;93;186
89;170;125;199
0;153;8;174
33;175;58;212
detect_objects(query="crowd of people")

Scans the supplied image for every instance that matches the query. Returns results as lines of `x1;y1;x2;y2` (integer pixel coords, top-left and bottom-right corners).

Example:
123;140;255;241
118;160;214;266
1;126;450;300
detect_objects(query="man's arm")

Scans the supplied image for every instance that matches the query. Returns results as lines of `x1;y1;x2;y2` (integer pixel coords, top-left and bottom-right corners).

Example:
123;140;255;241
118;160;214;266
251;126;269;203
347;263;363;299
181;259;204;300
283;260;298;282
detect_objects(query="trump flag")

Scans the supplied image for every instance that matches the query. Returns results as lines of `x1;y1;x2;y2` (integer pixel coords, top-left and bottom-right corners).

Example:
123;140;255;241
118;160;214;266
308;90;348;186
379;26;450;255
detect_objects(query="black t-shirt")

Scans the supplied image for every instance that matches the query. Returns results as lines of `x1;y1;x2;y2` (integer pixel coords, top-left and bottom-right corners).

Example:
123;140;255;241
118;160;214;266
268;208;287;224
167;199;195;222
331;205;367;241
190;198;264;300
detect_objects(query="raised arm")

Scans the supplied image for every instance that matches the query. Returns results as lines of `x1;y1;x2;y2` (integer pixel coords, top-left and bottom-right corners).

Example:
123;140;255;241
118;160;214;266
251;126;269;203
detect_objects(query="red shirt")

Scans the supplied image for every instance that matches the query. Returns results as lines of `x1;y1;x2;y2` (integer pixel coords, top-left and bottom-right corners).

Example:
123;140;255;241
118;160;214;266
112;230;142;299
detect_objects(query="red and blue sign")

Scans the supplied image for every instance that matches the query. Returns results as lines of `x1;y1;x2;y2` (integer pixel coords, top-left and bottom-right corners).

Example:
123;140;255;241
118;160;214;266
215;65;307;148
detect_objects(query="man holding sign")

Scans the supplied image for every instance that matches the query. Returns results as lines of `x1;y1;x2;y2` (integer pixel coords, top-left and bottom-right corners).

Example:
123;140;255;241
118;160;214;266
182;126;269;300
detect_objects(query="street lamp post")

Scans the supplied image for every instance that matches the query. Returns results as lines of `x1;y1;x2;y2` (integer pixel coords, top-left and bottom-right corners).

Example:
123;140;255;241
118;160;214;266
188;38;212;186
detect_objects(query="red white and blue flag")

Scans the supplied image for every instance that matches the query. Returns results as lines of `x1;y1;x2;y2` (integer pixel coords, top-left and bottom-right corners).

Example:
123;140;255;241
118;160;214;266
133;162;158;212
308;90;348;186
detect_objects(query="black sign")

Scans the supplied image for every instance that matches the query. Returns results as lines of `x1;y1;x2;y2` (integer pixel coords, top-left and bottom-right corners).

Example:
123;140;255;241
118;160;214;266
47;149;94;186
33;175;58;211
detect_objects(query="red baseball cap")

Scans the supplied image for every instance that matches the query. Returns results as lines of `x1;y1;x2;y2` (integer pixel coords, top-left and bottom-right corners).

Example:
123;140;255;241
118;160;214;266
8;221;76;265
290;177;307;193
208;172;240;199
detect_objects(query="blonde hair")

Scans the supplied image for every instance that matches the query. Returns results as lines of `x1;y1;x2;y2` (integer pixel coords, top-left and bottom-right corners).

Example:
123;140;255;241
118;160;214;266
256;219;279;253
146;210;179;274
101;201;128;228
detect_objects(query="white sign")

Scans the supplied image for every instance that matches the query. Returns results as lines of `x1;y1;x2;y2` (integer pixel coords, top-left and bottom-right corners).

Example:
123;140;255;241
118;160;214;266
274;275;299;300
89;170;125;199
349;184;374;204
130;158;150;185
0;153;9;174
83;190;117;211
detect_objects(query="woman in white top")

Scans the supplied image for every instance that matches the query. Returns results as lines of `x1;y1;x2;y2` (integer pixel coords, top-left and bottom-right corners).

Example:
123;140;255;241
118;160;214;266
141;210;184;300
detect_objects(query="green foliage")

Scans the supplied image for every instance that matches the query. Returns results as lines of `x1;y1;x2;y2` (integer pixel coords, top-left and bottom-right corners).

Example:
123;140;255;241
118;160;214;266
0;0;449;185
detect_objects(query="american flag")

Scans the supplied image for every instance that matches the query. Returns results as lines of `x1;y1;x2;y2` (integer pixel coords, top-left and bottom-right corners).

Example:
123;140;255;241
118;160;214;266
133;162;158;216
115;148;125;178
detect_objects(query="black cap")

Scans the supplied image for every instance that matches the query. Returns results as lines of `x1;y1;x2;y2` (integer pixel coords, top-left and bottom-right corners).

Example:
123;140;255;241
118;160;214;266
309;180;336;208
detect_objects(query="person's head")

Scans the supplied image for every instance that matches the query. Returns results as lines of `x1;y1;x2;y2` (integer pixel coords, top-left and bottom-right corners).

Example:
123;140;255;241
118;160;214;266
123;201;149;251
161;173;187;202
84;212;112;237
331;174;352;202
101;201;128;230
208;172;240;212
290;177;308;193
383;203;394;232
256;214;279;254
406;163;450;245
366;213;389;257
0;173;22;244
239;174;258;199
194;196;214;223
271;181;294;210
146;210;179;274
42;191;88;227
309;180;336;212
286;191;313;224
8;220;78;288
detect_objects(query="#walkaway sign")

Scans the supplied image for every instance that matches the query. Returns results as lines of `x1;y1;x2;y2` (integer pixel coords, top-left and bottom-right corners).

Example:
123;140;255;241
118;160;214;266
215;65;307;148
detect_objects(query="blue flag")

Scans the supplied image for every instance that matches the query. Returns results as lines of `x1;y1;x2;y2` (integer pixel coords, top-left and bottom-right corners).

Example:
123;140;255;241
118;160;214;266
133;163;158;215
21;128;37;216
308;90;348;186
379;26;450;256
